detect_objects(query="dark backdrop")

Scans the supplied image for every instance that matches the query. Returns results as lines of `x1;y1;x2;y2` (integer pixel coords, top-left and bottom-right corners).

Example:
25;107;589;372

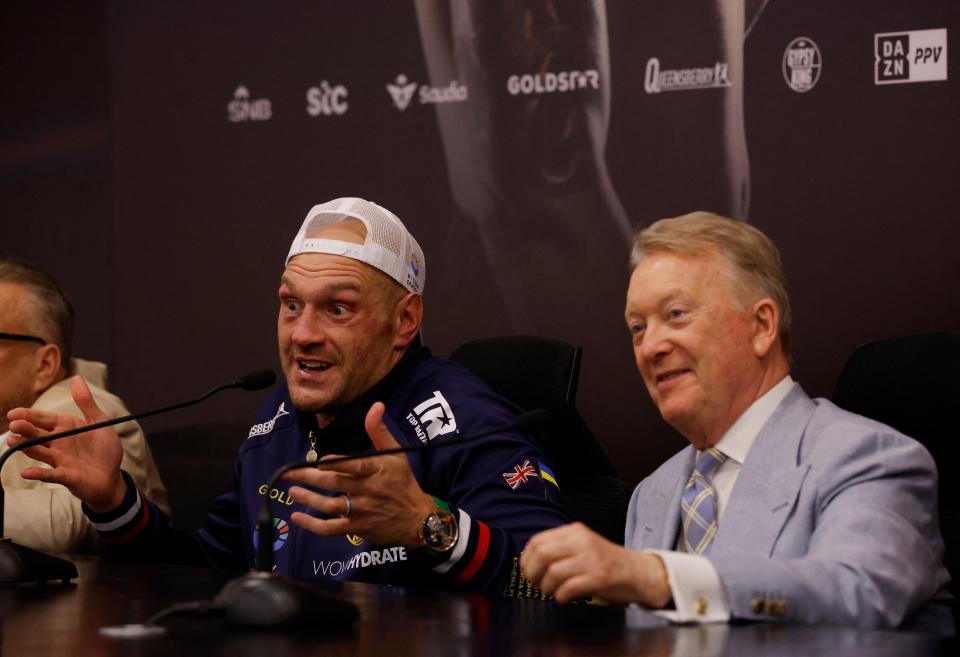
2;1;958;491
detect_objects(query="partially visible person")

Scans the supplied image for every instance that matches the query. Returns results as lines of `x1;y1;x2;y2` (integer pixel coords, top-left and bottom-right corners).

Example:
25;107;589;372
0;258;170;553
521;212;953;632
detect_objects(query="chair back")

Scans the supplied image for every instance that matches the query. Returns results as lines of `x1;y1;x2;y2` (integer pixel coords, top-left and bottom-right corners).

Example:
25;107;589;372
450;336;627;542
833;333;960;619
149;422;248;534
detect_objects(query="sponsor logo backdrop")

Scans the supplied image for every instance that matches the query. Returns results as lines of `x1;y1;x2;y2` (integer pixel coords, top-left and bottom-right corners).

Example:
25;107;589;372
88;0;958;488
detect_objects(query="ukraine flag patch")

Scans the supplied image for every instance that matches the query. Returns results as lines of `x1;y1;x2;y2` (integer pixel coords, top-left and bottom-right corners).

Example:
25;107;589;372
539;463;560;490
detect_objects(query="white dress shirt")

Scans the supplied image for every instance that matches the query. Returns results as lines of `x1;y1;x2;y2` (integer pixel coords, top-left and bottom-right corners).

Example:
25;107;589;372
649;375;796;623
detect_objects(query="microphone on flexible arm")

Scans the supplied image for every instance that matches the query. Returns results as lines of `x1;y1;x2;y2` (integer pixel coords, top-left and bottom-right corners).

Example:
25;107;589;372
214;408;553;628
0;368;276;586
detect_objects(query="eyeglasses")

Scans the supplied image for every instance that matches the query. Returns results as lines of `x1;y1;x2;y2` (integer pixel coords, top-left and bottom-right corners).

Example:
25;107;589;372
0;332;46;346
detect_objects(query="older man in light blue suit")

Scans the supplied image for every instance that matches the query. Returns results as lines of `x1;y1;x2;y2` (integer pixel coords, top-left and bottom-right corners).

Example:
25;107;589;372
521;212;952;632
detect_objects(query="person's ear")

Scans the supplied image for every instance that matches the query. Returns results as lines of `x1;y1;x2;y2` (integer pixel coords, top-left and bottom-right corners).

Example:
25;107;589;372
750;298;780;359
393;293;423;350
31;343;63;396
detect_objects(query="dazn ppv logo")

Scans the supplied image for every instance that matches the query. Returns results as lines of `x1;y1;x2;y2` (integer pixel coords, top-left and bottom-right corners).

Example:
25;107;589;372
875;28;948;85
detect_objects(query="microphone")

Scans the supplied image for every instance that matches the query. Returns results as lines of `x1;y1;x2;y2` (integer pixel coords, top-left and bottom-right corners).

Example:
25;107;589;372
217;408;552;628
0;368;276;586
234;369;277;391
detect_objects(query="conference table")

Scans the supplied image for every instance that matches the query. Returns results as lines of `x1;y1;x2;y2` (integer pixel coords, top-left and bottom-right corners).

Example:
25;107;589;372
1;557;954;656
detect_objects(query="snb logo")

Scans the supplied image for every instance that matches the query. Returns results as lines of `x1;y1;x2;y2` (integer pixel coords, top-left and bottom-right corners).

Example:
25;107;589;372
306;81;348;116
875;29;948;85
783;37;822;92
227;86;272;123
387;74;418;111
406;391;457;444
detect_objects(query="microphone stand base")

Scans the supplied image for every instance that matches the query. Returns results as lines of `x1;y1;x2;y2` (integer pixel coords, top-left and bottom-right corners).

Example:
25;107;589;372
214;570;359;628
0;539;79;586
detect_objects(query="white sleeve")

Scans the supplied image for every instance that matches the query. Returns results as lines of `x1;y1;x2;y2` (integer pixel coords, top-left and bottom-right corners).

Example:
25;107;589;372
646;549;730;623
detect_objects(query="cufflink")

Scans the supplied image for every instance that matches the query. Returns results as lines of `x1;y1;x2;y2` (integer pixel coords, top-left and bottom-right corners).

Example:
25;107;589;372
750;598;787;617
695;596;708;615
769;600;788;617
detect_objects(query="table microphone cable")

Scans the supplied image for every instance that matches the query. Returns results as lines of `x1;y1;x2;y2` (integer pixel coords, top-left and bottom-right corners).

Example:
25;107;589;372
99;598;226;639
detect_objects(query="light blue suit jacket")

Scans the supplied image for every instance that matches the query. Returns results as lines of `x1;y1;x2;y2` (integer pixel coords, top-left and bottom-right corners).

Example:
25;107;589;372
626;385;953;632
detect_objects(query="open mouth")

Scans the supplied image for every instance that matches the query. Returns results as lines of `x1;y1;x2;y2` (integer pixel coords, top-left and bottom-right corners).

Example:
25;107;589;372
298;360;331;373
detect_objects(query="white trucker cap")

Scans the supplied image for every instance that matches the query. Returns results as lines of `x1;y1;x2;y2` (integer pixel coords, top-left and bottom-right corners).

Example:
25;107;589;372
286;197;426;294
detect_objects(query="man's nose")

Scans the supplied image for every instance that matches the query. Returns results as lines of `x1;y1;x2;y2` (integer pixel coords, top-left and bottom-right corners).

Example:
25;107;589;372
637;322;671;363
290;312;327;347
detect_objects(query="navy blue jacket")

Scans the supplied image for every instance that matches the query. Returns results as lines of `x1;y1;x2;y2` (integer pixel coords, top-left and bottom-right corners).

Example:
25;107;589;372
86;346;570;595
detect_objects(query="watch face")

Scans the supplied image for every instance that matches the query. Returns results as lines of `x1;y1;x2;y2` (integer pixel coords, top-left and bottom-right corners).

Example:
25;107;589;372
423;509;458;552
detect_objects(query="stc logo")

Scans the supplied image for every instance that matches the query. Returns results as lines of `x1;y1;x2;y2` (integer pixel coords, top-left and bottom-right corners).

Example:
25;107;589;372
306;80;348;116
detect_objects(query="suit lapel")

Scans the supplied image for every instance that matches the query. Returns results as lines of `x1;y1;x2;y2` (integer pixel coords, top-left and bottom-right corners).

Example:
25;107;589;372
712;386;815;560
637;448;695;550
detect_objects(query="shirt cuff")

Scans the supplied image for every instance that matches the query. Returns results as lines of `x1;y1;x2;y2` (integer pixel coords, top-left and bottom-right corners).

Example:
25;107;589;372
646;549;730;623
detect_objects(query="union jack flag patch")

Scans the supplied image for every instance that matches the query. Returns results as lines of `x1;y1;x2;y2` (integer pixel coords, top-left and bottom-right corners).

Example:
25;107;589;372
503;459;539;490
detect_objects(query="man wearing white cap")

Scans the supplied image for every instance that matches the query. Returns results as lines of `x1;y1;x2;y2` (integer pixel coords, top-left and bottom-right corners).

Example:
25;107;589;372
7;198;569;594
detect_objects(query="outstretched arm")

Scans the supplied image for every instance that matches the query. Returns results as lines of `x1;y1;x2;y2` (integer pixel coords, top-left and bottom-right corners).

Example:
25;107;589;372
6;376;127;512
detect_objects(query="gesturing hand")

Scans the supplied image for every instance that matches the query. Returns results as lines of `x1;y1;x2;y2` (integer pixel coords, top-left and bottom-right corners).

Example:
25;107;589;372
6;376;127;512
283;401;435;548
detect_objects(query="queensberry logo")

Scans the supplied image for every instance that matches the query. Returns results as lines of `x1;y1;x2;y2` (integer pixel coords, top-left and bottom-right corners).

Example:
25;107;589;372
248;402;290;438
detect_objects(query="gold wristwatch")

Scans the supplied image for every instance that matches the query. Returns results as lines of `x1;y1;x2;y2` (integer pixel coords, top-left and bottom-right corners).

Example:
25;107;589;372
418;497;458;553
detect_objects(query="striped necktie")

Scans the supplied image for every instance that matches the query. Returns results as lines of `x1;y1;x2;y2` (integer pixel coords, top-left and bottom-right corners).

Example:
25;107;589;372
680;447;727;556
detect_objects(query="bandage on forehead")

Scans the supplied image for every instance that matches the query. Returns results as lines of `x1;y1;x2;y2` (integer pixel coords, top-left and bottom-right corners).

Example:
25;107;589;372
286;197;426;294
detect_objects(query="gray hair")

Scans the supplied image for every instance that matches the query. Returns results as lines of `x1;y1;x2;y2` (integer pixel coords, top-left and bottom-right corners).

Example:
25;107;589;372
630;212;792;357
0;258;75;364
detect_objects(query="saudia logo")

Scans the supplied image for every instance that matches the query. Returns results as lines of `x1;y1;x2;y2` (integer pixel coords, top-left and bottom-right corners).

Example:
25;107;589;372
406;390;457;444
387;74;467;111
227;85;272;122
643;58;730;94
346;534;365;547
248;402;290;438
